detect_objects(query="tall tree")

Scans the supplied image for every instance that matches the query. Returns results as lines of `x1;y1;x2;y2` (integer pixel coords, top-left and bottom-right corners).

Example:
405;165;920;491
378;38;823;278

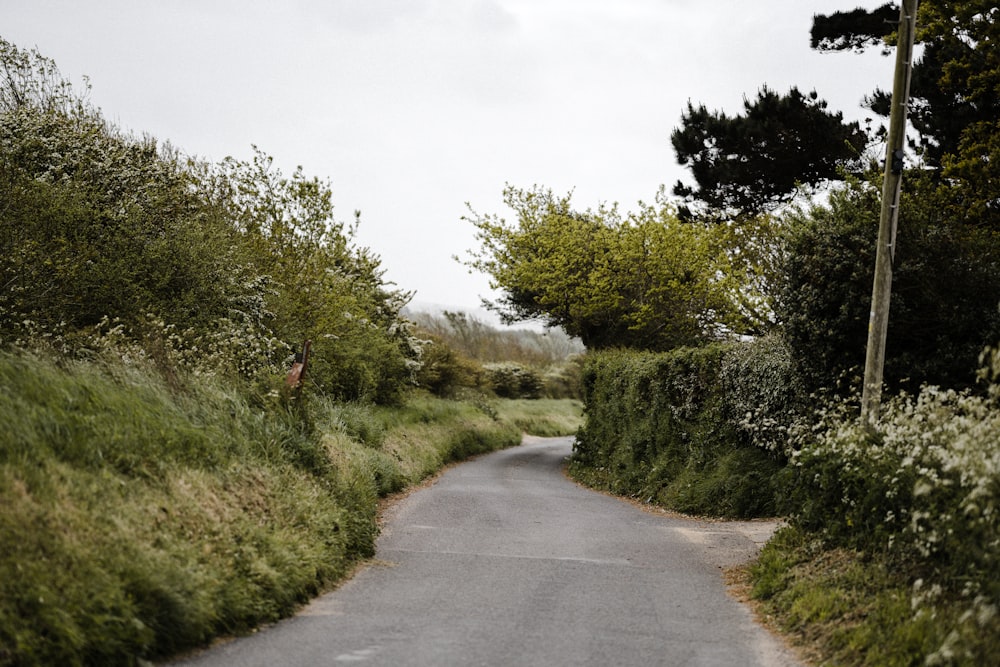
812;1;1000;226
671;86;868;220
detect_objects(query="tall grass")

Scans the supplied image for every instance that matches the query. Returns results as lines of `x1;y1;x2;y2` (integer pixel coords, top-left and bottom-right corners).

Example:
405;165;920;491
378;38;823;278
0;351;580;666
0;351;361;665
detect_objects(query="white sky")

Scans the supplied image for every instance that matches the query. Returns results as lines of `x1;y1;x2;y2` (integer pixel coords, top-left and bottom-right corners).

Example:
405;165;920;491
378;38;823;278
1;0;892;315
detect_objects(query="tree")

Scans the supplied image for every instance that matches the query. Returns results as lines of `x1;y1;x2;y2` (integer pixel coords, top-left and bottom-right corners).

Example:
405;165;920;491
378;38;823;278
671;86;868;220
810;3;899;52
775;179;1000;394
463;186;754;351
205;148;418;402
812;1;1000;226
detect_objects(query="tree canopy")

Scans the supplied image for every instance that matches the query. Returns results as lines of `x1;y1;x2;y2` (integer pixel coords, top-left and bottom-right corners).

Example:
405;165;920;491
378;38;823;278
670;86;868;220
812;0;1000;226
462;186;763;351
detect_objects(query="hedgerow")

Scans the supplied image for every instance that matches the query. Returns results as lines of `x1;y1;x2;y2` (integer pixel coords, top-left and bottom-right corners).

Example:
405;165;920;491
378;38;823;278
781;350;1000;664
571;340;793;518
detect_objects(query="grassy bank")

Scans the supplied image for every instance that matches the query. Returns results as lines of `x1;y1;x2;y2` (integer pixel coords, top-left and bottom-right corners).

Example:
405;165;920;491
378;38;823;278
0;350;581;666
746;526;1000;666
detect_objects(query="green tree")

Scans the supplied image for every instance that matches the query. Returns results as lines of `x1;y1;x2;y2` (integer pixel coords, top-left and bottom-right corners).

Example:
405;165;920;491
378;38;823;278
205;148;417;402
775;178;1000;393
670;86;868;220
463;186;753;350
812;1;1000;227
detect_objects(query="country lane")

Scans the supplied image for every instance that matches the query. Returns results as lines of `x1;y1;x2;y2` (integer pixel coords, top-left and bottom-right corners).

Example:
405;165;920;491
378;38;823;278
167;435;801;667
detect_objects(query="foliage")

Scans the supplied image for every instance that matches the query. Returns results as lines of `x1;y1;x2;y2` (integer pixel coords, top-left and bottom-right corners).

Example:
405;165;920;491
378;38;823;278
0;37;418;402
670;86;867;220
483;362;543;399
780;361;1000;664
408;309;584;366
408;310;584;399
0;43;265;353
0;351;361;665
746;340;1000;665
463;185;757;350
810;3;899;52
719;333;809;455
812;1;1000;228
538;357;584;400
490;398;583;437
774;178;1000;394
748;525;999;666
911;1;1000;176
571;344;788;518
198;148;419;403
0;349;577;666
411;336;483;397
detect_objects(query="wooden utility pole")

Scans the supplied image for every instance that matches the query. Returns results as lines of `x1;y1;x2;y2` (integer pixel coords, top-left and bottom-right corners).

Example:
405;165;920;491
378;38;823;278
861;0;919;427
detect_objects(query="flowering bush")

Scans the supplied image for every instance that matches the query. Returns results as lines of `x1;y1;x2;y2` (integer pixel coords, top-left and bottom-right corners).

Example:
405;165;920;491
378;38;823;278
719;333;808;455
1;38;420;402
787;350;1000;661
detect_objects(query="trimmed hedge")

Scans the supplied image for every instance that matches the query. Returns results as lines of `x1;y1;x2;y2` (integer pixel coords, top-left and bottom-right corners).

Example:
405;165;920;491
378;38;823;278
571;339;794;518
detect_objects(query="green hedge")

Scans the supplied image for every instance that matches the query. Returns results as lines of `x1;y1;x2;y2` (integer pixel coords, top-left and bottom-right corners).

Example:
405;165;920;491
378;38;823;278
571;339;794;518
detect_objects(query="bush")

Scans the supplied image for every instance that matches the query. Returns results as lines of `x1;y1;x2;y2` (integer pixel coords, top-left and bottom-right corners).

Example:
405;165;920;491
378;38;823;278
483;362;543;399
572;344;788;518
783;365;1000;663
775;179;1000;395
0;38;419;401
412;338;483;397
719;333;807;456
540;357;584;400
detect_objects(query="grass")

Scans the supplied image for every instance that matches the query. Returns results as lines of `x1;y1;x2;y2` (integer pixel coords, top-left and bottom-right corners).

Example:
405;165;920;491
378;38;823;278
745;526;1000;666
0;351;582;666
491;397;583;437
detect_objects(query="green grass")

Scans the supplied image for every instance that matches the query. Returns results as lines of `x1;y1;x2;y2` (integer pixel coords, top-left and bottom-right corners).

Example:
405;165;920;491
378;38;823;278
0;351;582;666
747;526;1000;666
491;397;583;437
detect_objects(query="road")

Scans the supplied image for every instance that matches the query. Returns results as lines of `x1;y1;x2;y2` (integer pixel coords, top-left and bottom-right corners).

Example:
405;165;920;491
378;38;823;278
169;435;801;667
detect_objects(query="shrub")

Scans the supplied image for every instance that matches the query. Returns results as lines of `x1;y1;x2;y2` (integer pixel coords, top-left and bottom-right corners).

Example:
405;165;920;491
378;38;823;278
719;333;808;456
572;344;787;518
540;357;584;400
775;179;1000;395
784;363;1000;663
412;338;483;397
483;362;543;399
0;38;419;401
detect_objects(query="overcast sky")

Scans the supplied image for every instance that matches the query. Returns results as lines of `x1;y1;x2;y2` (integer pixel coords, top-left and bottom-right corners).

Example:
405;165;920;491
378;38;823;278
2;1;892;316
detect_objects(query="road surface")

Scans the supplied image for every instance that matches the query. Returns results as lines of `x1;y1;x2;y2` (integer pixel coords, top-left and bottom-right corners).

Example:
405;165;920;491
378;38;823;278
169;435;800;666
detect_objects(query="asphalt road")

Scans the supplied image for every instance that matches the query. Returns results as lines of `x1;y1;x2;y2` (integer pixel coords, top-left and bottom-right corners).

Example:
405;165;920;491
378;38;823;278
169;435;801;667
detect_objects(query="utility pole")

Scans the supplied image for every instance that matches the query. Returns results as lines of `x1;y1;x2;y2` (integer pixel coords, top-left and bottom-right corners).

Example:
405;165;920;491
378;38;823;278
861;0;919;427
